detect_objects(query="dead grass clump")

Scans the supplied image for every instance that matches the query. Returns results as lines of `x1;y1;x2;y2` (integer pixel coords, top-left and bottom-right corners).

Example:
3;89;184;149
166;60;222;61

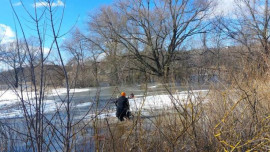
206;79;270;151
99;79;269;151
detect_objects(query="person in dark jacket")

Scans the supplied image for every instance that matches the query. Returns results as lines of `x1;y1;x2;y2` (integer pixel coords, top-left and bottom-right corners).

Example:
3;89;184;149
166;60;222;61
115;92;130;121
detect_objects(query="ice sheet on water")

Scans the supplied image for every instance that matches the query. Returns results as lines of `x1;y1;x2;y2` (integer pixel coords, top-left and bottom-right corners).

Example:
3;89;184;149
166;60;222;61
129;89;208;111
0;109;22;119
49;88;92;96
0;88;93;107
0;88;208;119
75;102;92;107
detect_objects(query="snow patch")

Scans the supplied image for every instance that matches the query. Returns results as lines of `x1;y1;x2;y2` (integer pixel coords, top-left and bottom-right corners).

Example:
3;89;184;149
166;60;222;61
129;90;208;111
75;102;92;108
49;88;92;96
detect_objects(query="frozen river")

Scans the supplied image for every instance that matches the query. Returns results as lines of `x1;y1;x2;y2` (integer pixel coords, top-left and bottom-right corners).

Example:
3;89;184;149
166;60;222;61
0;84;209;120
0;84;209;151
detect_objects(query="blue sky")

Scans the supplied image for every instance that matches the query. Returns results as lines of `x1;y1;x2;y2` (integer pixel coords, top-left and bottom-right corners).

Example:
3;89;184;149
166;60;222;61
0;0;239;54
0;0;239;69
0;0;240;43
0;0;239;45
0;0;113;44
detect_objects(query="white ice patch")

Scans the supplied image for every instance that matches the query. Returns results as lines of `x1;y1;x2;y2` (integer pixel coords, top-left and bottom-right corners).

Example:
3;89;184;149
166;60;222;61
0;89;69;119
75;102;92;108
0;90;31;108
49;88;92;96
148;85;157;89
129;90;208;111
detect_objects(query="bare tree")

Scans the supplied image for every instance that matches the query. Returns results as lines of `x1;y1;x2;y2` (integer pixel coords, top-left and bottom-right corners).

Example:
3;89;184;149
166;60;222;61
216;0;270;73
85;14;125;85
0;41;26;88
89;0;212;81
0;0;99;151
63;29;104;87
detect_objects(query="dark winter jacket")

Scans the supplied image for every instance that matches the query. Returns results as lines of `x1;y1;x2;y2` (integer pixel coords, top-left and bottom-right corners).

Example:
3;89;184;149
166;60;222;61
115;96;129;110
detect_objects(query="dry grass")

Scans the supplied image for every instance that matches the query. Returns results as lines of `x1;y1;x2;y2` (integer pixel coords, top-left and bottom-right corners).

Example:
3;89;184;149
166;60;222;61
0;75;269;151
97;79;270;152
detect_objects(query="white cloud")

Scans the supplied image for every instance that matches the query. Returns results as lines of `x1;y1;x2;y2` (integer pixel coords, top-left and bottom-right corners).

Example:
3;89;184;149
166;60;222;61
52;0;64;7
210;0;244;18
96;52;107;62
0;62;10;72
44;47;51;55
13;2;22;6
214;0;236;16
0;24;15;44
34;1;48;8
33;0;64;8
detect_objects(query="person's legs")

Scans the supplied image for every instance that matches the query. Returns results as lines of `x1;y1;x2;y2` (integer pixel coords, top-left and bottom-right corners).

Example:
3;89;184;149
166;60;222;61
116;109;122;121
126;110;131;119
116;109;120;117
117;109;125;121
120;111;126;121
119;114;124;121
